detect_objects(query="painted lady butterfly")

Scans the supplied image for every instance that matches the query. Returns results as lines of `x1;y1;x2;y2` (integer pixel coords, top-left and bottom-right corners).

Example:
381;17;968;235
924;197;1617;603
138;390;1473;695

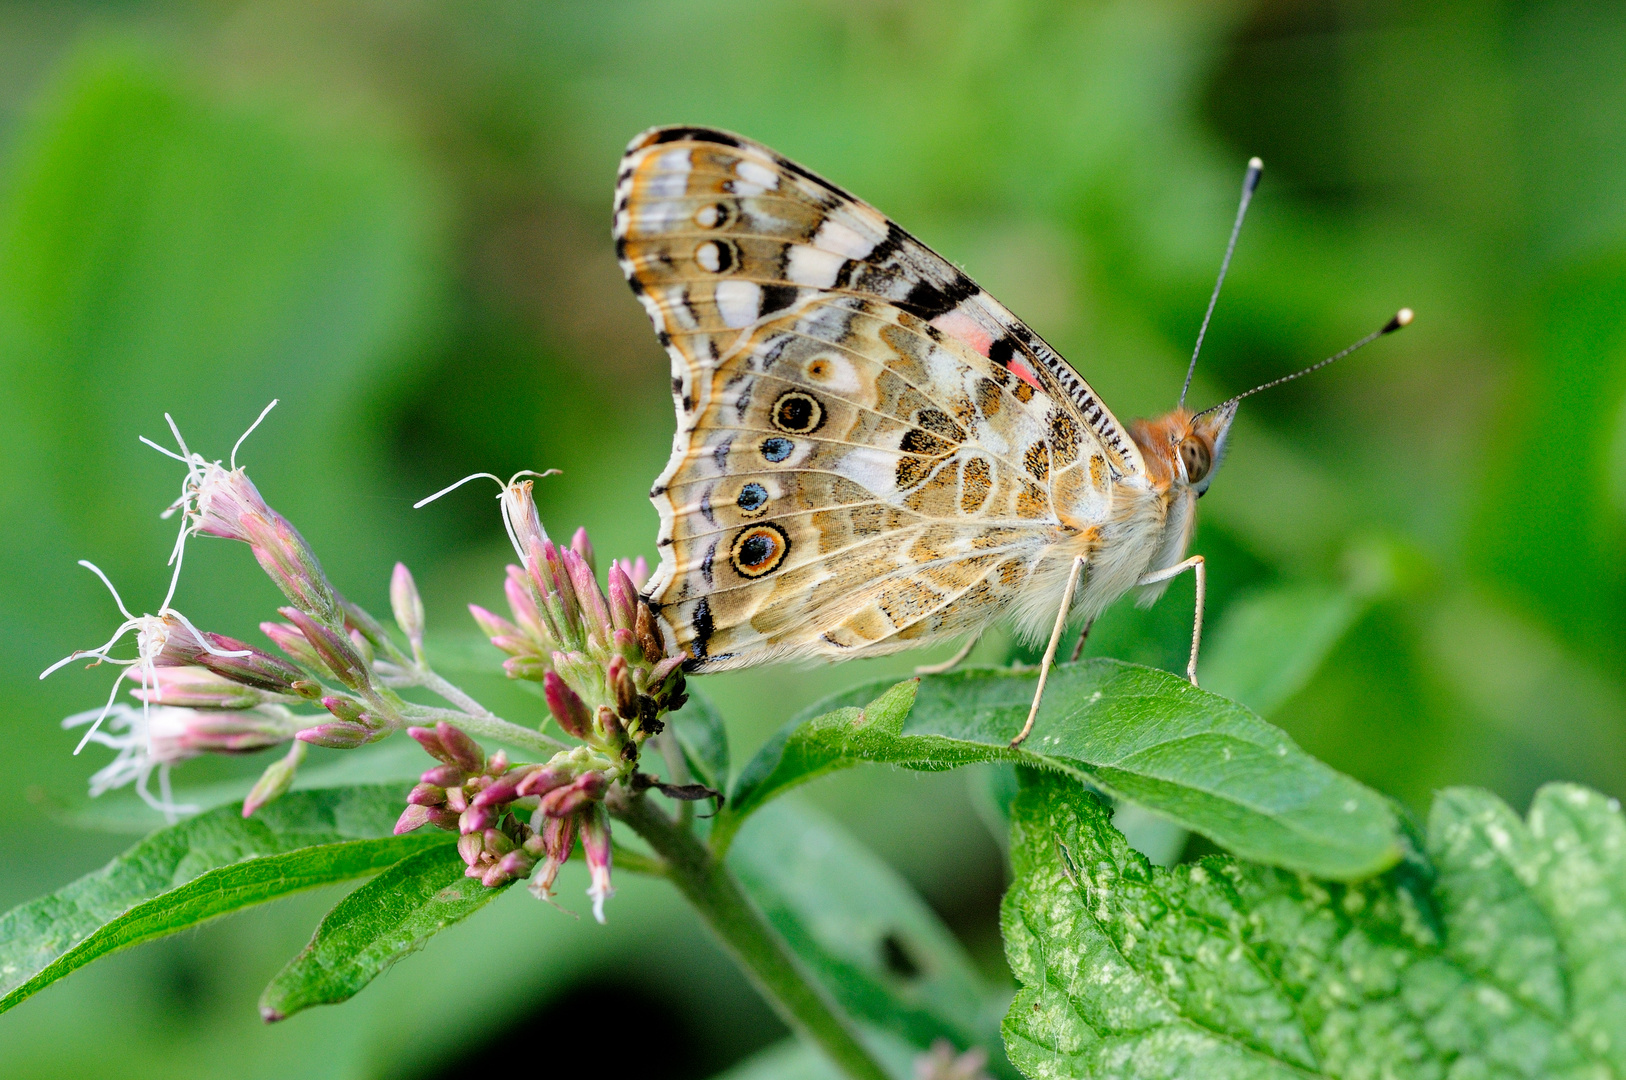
614;126;1407;744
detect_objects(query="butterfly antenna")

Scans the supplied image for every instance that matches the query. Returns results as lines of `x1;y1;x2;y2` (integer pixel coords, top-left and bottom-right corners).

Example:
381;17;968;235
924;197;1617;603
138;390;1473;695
1180;156;1264;409
1200;308;1413;417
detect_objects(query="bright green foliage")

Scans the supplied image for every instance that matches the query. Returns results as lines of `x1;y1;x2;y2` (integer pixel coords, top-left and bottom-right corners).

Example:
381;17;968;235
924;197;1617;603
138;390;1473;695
720;661;1399;880
260;844;509;1021
670;690;731;791
729;800;1007;1069
1001;773;1626;1079
0;786;441;1015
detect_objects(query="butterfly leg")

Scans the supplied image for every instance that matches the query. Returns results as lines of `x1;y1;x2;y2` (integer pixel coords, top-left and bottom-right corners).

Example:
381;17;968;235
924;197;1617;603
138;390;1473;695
1067;616;1096;663
1010;554;1089;749
1135;555;1206;685
915;634;981;676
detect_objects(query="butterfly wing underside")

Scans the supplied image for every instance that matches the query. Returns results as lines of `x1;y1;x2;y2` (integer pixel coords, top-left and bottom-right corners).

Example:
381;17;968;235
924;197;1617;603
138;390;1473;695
614;126;1142;671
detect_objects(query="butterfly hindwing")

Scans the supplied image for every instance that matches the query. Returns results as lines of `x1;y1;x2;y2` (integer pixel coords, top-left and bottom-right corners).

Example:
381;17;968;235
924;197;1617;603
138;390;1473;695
615;126;1136;670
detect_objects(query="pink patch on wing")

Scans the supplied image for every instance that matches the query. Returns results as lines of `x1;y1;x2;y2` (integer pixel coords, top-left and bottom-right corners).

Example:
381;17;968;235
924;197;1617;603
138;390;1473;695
1008;359;1044;391
929;310;993;358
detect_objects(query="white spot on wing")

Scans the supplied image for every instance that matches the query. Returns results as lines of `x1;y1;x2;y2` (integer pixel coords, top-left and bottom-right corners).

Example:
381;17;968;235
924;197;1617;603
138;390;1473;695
736;159;779;189
648;149;691;198
813;217;877;260
696;242;722;272
785;245;845;288
716;280;762;328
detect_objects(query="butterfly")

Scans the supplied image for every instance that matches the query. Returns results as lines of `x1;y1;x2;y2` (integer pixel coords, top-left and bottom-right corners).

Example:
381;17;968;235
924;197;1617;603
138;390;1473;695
613;126;1408;744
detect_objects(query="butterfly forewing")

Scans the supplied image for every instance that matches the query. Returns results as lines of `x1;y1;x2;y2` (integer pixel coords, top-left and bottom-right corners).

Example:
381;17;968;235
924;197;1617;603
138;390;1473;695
616;126;1138;670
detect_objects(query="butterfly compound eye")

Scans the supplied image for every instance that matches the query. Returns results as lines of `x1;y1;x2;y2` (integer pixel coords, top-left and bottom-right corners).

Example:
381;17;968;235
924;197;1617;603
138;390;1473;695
1180;437;1211;484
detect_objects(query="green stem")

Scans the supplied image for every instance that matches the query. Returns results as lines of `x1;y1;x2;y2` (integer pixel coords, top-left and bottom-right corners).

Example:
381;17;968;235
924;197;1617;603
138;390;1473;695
613;791;890;1080
404;705;570;757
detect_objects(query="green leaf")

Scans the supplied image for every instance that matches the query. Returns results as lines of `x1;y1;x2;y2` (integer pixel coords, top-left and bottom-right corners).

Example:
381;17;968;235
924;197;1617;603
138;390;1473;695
1000;773;1626;1079
0;785;441;1015
719;661;1399;880
260;844;507;1021
729;799;1006;1066
670;690;731;791
1198;582;1363;717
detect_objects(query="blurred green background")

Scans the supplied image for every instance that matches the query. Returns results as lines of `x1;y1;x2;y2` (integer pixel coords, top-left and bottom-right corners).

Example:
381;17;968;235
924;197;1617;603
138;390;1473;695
3;1;1625;1077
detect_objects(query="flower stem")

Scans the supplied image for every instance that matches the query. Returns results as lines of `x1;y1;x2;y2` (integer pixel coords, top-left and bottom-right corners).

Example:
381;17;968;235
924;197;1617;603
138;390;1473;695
404;705;570;757
612;791;890;1080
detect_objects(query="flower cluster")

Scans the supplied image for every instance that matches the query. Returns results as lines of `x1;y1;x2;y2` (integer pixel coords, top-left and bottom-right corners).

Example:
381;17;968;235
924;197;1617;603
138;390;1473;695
49;408;682;921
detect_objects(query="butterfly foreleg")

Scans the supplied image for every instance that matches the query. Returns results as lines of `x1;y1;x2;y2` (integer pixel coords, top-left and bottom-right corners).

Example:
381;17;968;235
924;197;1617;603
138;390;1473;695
1010;554;1089;749
1136;555;1206;686
915;634;982;676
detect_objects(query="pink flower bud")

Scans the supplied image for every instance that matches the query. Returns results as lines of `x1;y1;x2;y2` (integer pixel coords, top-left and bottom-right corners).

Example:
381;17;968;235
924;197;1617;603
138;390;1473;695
261;621;324;672
408;782;446;806
244;511;338;623
607;565;638;633
485;749;508;775
296;721;375;749
408;725;454;765
482;827;514;857
444;786;469;813
434;720;485;772
189;463;273;543
495;850;536;880
420;764;465;788
469;603;520;642
395;803;435;835
503;570;550;643
563;549;611;644
460;804;495;835
581;804;614;923
515;765;572;798
322;694;366;723
457;832;484;866
390;563;425;653
543;671;592;738
136;666;264;710
571;527;596;575
280;608;368;691
538;770;607;818
146;706;301;757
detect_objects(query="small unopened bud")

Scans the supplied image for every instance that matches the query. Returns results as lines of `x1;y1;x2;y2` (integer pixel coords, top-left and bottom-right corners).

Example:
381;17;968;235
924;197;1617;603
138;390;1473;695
503;655;550;681
435;721;485;772
570;527;596;575
145;706;302;757
495;850;536;880
515;765;572;798
260;621;324;672
563;549;611;645
322;694;367;723
408;782;446;806
581;804;614;924
598;705;625;743
543;671;592;738
457;832;484;866
420;764;465;788
137;666;266;710
607;656;638;720
242;741;307;817
280;608;368;691
607;565;638;633
296;721;375;749
460;804;495;835
348;628;375;667
469;603;519;642
538;770;607;818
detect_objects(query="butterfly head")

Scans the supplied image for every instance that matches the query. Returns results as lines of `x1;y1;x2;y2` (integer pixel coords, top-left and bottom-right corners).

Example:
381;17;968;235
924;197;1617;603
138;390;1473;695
1130;401;1238;498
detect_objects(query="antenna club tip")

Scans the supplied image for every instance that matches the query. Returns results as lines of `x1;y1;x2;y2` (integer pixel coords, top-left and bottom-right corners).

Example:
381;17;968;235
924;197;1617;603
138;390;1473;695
1385;308;1414;333
1247;156;1263;171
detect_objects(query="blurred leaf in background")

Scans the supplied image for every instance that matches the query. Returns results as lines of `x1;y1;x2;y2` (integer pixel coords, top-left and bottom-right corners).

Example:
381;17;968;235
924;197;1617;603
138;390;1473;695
1;2;1624;1078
